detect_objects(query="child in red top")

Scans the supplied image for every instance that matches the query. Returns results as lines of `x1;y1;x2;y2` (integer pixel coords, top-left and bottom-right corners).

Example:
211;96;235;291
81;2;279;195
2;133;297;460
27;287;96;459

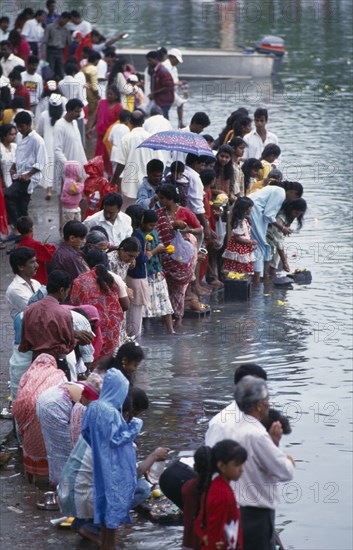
194;440;247;550
222;197;257;275
15;216;56;284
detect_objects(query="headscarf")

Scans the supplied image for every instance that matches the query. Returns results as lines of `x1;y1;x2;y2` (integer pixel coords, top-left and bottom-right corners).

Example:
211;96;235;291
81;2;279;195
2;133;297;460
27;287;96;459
81;369;143;528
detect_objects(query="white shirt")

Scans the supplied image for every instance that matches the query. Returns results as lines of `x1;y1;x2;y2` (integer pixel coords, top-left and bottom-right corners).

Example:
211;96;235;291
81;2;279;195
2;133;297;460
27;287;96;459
184;165;205;215
143;114;172;134
0;29;9;41
6;275;41;319
58;75;86;114
83;210;132;246
96;59;107;98
67;20;92;37
15;130;48;193
54;118;87;177
205;400;242;447
21;71;43;106
109;123;130;162
21;19;44;42
207;409;294;509
0;53;25;77
162;59;179;85
0;142;17;188
70;311;95;364
115;127;164;199
243;129;279;160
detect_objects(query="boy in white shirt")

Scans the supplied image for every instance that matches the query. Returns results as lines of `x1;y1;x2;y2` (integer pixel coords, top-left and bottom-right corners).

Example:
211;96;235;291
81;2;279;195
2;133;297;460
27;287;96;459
20;56;43;112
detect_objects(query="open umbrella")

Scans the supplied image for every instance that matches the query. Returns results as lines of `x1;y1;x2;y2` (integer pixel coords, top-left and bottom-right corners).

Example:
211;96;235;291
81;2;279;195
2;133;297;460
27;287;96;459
137;130;215;158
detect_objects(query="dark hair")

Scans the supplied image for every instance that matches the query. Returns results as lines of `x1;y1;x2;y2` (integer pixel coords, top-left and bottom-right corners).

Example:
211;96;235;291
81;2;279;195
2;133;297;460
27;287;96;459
108;59;127;86
66;98;84;111
102;192;123;209
125;204;145;230
231;116;252;138
230;196;254;229
8;70;22;82
46;0;56;7
262;408;292;435
15;216;33;235
89;225;109;240
0;17;10;24
234;363;267;384
86;248;116;293
46;269;72;293
158;184;179;203
0;123;16;140
118;237;141;253
70;10;81;18
216;108;249;145
280;198;307;229
130;110;145;126
0;40;10;48
261;144;281;160
64;62;78;76
35;9;45;17
60;12;72;20
241;158;263;192
202;134;214;143
103;47;116;58
8;30;22;46
49;101;64;126
190;111;210;128
194;446;213;520
14;111;32;126
254;107;268;121
9;247;35;274
282;180;304;198
146;50;160;60
106;84;121;102
63;220;88;241
196;440;247;529
142;209;158;224
131;386;149;413
109;341;145;381
147;159;164;174
170;161;185;173
215;144;234;181
228;136;247;150
185;153;201;167
119;109;131;123
200;168;216;187
88;51;100;64
28;55;39;65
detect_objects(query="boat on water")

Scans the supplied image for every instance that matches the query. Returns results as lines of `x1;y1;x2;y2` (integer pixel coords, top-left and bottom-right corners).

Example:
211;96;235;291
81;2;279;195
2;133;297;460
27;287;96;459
117;36;285;80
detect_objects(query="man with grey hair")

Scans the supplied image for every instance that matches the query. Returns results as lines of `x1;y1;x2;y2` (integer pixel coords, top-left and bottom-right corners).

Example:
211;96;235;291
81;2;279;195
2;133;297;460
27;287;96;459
229;375;295;550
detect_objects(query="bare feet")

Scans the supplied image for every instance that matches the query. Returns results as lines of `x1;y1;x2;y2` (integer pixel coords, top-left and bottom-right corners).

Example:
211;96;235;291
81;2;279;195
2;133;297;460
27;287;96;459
78;525;101;545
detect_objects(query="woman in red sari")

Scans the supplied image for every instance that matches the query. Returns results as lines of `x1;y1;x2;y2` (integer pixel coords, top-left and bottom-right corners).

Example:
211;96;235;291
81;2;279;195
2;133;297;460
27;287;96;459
70;248;129;356
89;85;123;177
156;184;202;326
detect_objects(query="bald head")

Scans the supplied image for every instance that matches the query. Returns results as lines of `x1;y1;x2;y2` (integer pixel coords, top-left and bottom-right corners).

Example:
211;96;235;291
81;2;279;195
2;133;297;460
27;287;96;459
131;110;145;127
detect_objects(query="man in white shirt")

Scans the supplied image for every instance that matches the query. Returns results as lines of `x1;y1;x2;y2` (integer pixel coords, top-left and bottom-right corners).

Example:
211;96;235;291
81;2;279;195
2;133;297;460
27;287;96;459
54;98;87;186
209;375;295;550
68;10;92;37
109;110;131;171
243;107;279;160
0;40;25;77
21;56;43;111
6;247;41;319
111;110;164;209
162;48;187;128
21;9;45;57
84;192;132;246
0;17;10;41
5;111;47;225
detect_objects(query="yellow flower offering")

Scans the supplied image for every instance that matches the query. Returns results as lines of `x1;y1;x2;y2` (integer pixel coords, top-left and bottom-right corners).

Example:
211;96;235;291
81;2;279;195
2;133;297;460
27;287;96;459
227;272;246;280
152;488;161;498
277;300;287;306
145;234;153;241
165;245;175;254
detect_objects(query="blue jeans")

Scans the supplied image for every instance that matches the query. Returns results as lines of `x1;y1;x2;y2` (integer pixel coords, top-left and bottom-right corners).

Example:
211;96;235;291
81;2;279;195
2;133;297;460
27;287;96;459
160;105;171;119
131;478;152;508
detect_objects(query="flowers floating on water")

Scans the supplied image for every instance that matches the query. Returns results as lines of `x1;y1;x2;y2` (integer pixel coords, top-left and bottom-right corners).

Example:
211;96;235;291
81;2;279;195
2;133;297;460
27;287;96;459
227;272;247;280
165;245;175;254
145;234;153;241
277;300;288;306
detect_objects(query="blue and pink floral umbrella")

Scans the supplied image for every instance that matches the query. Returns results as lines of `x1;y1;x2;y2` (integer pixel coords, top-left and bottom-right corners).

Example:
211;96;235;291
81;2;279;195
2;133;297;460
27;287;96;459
137;130;215;158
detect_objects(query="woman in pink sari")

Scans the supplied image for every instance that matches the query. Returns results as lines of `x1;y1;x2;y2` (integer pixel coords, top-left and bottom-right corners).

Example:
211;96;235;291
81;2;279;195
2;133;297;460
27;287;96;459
12;353;67;479
156;185;202;326
90;85;123;176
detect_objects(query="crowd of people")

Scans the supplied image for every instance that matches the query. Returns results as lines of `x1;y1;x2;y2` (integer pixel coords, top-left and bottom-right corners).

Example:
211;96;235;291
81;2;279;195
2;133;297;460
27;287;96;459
0;3;304;549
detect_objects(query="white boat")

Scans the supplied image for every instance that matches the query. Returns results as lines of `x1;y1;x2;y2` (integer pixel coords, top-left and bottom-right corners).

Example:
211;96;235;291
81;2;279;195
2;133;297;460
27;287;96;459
117;36;285;80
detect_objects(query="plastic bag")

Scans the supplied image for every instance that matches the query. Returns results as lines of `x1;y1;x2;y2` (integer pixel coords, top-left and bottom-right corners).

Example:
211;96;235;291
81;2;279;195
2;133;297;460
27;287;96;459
215;217;226;243
170;230;194;264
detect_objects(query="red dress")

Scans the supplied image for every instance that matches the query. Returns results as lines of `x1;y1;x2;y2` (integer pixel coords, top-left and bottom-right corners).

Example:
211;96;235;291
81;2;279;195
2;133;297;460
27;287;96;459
70;268;124;356
16;235;56;284
222;219;254;274
95;99;123;176
194;475;243;550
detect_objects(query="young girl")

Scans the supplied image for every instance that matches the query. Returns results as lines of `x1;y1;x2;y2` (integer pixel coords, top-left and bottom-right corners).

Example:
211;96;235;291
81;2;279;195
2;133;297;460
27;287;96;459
241;158;263;195
266;198;307;273
229;137;247;197
193;440;247;550
212;145;236;203
140;210;174;334
125;205;151;338
108;236;140;280
222;197;257;274
60;161;84;229
165;161;190;207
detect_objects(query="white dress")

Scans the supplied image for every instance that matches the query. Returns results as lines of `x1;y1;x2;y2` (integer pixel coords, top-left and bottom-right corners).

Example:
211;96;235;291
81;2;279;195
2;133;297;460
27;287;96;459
36;110;64;190
0;142;17;188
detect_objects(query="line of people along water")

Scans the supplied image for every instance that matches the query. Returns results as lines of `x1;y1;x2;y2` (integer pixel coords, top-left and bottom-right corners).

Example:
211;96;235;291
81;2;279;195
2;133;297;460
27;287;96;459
0;4;306;549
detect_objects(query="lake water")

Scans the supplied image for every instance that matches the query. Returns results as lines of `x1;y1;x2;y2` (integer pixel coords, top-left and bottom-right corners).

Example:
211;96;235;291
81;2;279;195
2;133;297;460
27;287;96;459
4;1;353;548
